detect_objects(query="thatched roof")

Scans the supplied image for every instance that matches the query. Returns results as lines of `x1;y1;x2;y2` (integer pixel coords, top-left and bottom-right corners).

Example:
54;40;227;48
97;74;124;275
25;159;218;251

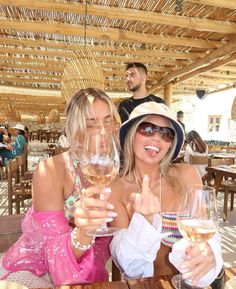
0;0;235;117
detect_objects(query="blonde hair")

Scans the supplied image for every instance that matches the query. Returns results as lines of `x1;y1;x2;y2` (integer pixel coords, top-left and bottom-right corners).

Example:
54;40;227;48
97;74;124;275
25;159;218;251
65;88;120;153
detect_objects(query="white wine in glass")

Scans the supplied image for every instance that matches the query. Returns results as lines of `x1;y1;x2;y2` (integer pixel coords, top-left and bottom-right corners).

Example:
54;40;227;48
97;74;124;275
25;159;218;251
172;184;218;289
80;127;120;237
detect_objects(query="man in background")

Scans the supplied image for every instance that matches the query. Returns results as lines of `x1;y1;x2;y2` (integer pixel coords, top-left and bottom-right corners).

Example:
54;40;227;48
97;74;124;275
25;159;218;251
118;62;165;123
177;110;185;132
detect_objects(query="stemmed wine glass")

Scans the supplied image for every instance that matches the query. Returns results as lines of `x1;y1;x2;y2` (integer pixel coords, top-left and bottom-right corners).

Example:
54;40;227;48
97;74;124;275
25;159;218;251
80;125;120;237
172;184;218;289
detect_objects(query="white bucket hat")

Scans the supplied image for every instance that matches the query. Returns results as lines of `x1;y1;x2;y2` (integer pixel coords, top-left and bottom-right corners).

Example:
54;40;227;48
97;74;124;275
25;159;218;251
12;123;25;132
119;102;185;161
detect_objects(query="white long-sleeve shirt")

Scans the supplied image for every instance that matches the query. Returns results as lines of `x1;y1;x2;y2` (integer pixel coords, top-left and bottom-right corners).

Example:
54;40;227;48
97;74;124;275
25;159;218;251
110;212;223;287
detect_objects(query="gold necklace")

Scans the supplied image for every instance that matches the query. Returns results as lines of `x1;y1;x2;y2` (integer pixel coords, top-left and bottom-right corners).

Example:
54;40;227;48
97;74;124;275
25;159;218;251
133;170;162;213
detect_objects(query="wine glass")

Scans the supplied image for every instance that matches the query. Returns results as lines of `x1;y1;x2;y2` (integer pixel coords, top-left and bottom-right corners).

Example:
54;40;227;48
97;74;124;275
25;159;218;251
172;184;218;289
80;126;120;237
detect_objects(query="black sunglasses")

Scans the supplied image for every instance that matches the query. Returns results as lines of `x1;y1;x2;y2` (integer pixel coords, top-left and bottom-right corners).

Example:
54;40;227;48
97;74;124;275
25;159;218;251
137;122;175;142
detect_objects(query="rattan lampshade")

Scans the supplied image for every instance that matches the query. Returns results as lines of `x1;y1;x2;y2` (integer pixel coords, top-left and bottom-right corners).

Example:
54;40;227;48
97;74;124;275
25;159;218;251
36;112;46;125
0;104;21;122
48;109;60;123
61;47;104;101
231;96;236;120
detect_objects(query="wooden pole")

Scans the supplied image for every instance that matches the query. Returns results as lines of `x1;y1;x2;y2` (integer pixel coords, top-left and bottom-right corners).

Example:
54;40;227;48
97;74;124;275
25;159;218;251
164;83;172;107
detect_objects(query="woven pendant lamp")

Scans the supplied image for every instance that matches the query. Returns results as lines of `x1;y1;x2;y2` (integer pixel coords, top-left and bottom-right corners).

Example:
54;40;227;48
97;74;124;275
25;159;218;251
0;104;21;122
36;112;46;125
48;109;60;124
61;1;104;101
61;48;104;101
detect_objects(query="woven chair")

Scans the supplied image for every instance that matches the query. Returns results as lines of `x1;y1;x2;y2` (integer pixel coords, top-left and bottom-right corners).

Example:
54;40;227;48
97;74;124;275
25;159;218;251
208;158;234;167
221;180;236;221
189;155;209;184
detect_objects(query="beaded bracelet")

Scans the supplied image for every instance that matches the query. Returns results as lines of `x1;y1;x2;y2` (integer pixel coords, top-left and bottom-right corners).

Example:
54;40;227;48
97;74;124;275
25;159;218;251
70;227;95;251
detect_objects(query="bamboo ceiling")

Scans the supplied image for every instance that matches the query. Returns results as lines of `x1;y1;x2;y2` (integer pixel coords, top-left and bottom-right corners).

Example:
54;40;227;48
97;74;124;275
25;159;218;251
0;0;236;117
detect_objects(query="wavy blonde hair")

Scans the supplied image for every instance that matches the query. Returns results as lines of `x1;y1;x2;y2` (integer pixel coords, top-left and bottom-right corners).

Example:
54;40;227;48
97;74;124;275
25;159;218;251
65;88;120;154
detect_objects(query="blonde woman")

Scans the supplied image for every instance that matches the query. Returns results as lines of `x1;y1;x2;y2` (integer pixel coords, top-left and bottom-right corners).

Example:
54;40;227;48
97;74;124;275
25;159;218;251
110;102;223;288
0;88;120;287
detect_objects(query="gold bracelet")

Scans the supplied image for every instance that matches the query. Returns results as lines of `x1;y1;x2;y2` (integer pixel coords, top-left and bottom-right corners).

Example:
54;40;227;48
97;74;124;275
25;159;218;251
70;227;95;251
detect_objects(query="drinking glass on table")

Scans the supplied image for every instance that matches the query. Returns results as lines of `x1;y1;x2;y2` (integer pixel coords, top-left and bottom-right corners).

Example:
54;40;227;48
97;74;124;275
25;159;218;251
172;184;218;289
80;125;120;237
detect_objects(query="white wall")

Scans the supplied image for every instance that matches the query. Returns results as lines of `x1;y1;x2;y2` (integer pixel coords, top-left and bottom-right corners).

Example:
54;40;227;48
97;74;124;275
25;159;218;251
172;88;236;143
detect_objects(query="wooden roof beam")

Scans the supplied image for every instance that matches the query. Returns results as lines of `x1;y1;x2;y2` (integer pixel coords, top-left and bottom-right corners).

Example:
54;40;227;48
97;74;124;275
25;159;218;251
0;52;190;68
0;19;220;49
0;37;205;60
174;52;236;84
187;0;236;10
0;93;64;103
150;36;236;92
0;0;235;33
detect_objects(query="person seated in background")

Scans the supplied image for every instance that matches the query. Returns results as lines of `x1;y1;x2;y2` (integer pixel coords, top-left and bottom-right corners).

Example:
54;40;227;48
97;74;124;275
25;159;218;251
184;130;208;178
109;102;223;288
0;88;120;288
0;125;11;147
0;123;27;165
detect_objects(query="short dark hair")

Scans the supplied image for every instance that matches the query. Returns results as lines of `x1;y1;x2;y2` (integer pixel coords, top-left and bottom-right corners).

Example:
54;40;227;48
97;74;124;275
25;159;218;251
177;111;184;116
126;62;147;75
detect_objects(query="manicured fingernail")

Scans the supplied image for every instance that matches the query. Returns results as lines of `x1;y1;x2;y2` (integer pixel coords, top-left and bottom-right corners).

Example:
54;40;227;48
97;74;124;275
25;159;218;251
107;203;114;210
183;272;192;279
106;217;113;223
144;175;149;181
100;194;105;200
107;211;118;217
103;187;111;193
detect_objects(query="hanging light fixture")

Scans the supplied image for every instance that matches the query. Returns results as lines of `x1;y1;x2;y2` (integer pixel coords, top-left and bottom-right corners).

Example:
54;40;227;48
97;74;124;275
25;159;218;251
61;0;104;101
36;112;46;125
0;104;21;123
48;109;60;124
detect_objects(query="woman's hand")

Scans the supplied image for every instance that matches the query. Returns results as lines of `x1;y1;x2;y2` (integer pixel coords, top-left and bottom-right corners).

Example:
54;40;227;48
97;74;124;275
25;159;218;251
180;243;215;285
6;144;13;150
74;186;117;236
130;175;160;223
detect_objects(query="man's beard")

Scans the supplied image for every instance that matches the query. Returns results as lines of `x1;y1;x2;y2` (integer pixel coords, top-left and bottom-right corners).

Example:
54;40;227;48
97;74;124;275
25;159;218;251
129;83;141;92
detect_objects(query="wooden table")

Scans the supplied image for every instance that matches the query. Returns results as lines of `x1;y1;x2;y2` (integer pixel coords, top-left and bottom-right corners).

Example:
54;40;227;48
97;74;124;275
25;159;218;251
33;267;236;289
206;165;236;194
0;214;24;252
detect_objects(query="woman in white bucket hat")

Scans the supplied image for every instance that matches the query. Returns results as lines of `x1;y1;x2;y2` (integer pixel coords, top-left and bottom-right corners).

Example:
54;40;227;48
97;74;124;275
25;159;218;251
110;102;223;288
0;123;27;165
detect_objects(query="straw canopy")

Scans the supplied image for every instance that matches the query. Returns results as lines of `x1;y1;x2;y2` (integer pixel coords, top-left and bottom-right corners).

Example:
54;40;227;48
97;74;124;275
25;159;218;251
0;1;235;117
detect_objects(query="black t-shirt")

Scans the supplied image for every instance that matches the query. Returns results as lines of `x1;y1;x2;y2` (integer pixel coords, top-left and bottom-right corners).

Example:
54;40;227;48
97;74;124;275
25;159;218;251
118;94;165;123
178;120;185;132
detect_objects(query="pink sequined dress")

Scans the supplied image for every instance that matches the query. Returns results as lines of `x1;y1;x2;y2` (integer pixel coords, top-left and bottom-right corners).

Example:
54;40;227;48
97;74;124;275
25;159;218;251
0;207;111;286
